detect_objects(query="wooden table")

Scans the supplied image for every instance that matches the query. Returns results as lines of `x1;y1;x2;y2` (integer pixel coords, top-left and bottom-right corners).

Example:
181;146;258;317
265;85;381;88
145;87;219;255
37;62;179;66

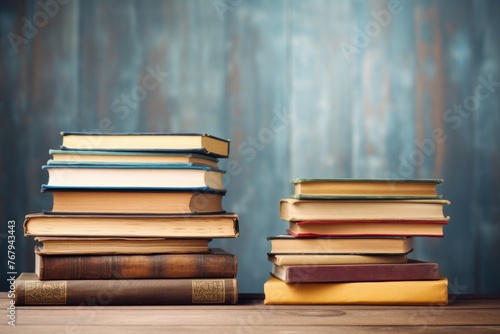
2;293;500;333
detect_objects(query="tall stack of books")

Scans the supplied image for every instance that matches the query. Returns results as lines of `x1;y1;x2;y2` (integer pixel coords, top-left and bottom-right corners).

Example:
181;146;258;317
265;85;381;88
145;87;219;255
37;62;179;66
15;132;239;306
264;179;450;305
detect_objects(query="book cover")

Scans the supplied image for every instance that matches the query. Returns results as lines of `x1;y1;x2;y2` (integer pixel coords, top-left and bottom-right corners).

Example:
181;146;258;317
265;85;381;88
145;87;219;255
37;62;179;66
24;213;240;238
49;149;219;168
34;237;212;255
287;220;447;237
270;260;440;283
41;187;226;214
292;178;443;198
268;254;408;266
60;132;230;158
263;276;448;305
35;248;237;280
280;198;450;221
15;272;238;305
42;164;226;190
268;235;413;255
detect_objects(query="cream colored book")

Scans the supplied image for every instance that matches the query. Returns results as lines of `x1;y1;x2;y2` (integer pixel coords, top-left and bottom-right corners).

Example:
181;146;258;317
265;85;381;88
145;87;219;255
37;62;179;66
60;132;230;158
268;254;408;266
49;150;219;168
280;198;450;221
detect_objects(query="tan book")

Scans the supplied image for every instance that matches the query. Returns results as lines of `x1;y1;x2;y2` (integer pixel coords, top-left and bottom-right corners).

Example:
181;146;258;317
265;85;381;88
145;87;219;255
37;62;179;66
280;198;450;221
49;149;219;168
268;254;407;266
34;237;211;254
288;220;447;237
43;189;224;214
293;178;443;198
24;213;239;238
60;132;230;158
268;235;413;255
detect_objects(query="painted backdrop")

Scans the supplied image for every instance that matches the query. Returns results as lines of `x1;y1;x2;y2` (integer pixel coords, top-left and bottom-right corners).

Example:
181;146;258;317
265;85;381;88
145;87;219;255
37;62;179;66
1;0;499;294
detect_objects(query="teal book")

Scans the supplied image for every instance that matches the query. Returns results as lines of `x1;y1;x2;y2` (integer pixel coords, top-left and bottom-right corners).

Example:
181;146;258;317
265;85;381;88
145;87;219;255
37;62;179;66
49;149;219;168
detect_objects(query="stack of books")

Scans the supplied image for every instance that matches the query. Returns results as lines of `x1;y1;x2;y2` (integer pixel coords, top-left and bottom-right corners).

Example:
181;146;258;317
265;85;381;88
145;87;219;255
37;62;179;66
264;178;450;305
15;132;239;306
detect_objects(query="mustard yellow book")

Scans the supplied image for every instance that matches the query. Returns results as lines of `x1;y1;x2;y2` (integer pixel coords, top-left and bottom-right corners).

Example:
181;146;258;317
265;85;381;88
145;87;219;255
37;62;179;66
263;277;448;305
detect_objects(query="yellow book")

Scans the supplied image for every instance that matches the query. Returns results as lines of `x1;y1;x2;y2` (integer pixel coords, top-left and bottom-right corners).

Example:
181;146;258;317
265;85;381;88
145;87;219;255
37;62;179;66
263;277;448;305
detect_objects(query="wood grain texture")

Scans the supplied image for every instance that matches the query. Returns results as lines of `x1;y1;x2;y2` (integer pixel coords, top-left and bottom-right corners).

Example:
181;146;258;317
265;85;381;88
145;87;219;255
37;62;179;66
1;0;499;294
1;294;500;332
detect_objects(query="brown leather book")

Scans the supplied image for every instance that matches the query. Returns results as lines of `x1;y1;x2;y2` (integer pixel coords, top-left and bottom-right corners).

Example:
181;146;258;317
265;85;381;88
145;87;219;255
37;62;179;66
270;260;440;283
35;248;237;280
15;272;238;305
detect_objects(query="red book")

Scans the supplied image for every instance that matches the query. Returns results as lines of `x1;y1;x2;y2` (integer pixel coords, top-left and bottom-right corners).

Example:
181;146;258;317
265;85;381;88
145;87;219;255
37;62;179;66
271;260;441;283
287;220;447;237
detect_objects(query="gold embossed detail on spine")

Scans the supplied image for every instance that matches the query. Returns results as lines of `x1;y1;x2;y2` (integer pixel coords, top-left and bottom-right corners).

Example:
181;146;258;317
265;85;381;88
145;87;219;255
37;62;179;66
192;280;225;303
25;280;66;305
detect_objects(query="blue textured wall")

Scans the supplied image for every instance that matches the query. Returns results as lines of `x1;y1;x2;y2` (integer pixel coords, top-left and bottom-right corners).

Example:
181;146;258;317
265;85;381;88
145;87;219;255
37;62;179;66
1;0;499;294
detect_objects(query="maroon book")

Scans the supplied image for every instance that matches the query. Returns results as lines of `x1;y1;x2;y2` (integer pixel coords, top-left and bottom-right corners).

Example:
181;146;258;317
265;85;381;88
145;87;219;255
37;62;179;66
270;259;440;283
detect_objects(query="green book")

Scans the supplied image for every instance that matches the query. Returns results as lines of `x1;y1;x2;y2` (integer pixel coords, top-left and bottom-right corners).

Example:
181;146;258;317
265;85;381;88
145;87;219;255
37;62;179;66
292;178;444;199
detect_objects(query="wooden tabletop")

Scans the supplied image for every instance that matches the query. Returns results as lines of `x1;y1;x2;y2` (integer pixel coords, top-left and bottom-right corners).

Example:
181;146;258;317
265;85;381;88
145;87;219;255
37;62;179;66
2;293;500;333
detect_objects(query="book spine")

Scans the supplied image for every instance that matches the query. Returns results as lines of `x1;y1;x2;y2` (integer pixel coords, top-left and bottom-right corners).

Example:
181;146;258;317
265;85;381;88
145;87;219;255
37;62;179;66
36;253;237;279
263;277;448;305
273;262;440;283
15;277;238;305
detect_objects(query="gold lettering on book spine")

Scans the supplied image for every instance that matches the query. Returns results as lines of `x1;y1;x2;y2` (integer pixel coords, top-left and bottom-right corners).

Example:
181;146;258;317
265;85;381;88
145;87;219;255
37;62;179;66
25;281;66;305
192;280;225;303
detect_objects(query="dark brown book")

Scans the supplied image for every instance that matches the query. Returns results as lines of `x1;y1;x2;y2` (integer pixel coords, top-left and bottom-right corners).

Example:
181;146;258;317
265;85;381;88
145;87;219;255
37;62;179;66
270;260;440;283
35;248;237;280
15;272;238;305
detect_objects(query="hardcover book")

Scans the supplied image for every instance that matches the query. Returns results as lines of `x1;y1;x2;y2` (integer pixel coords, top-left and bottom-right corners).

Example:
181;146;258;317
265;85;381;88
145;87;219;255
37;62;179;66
287;220;447;237
15;272;238;305
49;149;219;168
270;260;440;283
24;213;240;238
293;178;443;198
42;164;225;191
35;248;237;280
42;187;225;214
34;237;212;255
268;235;413;255
263;276;448;305
280;198;450;221
268;254;408;266
59;132;230;158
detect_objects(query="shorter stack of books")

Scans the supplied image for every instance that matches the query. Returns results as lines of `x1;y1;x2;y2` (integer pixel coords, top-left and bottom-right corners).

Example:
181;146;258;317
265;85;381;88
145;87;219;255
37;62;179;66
264;178;450;305
16;132;239;306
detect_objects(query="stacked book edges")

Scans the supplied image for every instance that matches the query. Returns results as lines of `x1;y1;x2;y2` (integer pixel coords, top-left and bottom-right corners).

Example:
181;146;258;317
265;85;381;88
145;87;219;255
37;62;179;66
265;178;451;305
16;132;239;306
